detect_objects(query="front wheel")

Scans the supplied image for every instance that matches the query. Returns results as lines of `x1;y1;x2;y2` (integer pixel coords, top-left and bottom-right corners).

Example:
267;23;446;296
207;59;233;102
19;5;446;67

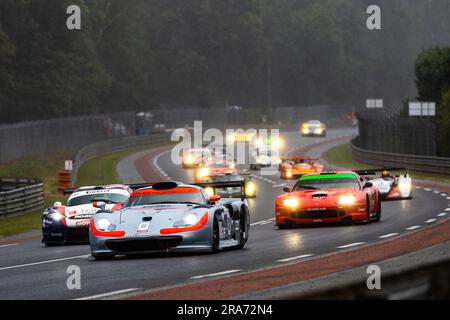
374;194;382;222
237;208;250;249
212;216;220;252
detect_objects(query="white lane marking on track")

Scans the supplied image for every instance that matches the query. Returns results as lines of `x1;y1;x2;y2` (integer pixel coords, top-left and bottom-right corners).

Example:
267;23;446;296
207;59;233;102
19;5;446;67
0;254;90;271
273;184;287;188
0;243;18;248
447;197;450;200
336;242;366;249
379;233;399;239
438;212;447;217
425;219;436;224
276;254;314;262
259;221;272;225
191;269;242;279
424;188;431;191
433;191;440;194
441;194;447;197
152;150;171;180
406;225;421;230
445;208;450;211
75;288;140;300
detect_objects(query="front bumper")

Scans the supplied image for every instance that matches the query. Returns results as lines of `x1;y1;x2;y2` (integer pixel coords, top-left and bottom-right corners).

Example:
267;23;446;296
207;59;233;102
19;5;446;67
275;206;367;225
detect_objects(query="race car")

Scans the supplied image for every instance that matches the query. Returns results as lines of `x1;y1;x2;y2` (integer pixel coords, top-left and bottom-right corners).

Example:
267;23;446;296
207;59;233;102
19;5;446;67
250;146;281;170
275;171;381;228
279;157;324;179
203;172;257;198
357;168;413;200
89;181;250;259
300;120;326;137
181;148;211;168
194;160;237;183
226;130;257;143
42;184;131;246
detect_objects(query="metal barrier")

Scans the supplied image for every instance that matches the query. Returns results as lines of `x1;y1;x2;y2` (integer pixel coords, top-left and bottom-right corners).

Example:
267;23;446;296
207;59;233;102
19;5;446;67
286;258;450;299
351;139;450;174
0;177;44;217
71;132;172;185
355;110;437;156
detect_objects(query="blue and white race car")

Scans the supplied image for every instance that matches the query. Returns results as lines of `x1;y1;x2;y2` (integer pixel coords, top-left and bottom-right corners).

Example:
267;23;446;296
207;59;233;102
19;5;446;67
42;184;131;246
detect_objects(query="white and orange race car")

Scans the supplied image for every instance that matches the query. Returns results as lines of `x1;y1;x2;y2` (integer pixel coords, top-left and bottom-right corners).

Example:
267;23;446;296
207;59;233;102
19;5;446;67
279;157;324;179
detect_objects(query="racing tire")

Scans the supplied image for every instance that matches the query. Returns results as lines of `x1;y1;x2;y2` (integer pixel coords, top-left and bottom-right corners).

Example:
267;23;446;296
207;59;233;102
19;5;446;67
374;194;382;222
237;207;250;249
212;216;220;253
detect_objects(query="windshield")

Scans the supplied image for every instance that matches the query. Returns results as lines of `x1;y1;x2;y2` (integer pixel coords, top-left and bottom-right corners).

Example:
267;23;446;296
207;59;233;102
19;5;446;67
67;193;128;206
124;192;205;207
293;174;360;190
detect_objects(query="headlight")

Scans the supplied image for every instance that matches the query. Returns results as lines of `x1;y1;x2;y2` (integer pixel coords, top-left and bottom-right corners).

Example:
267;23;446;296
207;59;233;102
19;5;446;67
205;187;214;196
245;182;256;195
315;128;323;134
227;133;236;142
338;195;356;205
173;214;198;227
97;218;112;231
398;182;412;192
198;168;209;178
274;138;284;149
185;155;194;164
256;157;262;164
286;171;293;178
49;213;65;221
283;198;299;208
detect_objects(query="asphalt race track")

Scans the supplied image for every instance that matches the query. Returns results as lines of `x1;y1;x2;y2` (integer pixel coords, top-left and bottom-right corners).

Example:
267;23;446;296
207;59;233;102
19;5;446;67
0;128;449;299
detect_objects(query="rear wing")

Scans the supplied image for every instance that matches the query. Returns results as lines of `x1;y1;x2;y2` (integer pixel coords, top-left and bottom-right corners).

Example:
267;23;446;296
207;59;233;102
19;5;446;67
195;180;246;200
353;167;407;176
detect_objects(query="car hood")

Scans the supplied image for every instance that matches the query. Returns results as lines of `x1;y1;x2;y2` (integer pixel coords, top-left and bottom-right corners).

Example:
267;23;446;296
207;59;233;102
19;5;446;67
118;204;208;226
66;204;100;217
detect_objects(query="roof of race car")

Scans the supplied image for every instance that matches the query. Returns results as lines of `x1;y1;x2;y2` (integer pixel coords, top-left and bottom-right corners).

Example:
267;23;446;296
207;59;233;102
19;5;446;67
70;184;131;198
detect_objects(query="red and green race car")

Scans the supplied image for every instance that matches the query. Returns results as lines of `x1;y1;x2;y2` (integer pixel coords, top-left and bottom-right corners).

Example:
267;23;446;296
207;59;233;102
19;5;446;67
275;171;381;228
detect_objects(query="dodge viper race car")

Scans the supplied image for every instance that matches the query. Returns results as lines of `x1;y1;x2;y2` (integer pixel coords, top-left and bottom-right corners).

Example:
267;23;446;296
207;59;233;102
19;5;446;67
358;168;413;200
42;184;131;246
300;120;327;137
279;157;324;179
203;172;257;198
275;171;381;228
89;181;250;259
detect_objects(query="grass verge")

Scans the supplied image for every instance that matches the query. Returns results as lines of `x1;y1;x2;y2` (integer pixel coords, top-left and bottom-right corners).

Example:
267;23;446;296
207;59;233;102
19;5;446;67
323;143;450;184
0;151;75;237
0;143;170;238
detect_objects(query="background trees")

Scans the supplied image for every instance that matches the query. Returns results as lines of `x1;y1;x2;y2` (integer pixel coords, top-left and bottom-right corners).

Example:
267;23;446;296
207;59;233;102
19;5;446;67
0;0;450;123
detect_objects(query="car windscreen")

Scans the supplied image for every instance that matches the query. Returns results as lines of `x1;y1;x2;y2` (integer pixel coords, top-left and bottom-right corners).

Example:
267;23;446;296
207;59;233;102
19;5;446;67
124;192;205;207
68;193;128;206
293;174;360;190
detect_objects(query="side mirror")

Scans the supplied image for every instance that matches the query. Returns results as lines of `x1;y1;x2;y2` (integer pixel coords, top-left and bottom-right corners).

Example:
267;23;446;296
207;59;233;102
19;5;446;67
93;201;106;210
363;182;373;188
283;187;291;193
209;195;221;203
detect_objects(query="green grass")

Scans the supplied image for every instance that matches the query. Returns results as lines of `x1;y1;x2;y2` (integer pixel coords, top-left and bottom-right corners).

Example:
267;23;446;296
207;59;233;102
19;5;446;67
0;150;75;237
0;143;171;237
323;143;450;183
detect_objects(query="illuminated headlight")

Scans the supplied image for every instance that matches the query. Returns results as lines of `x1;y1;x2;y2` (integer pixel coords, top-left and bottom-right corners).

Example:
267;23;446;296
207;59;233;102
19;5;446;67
205;187;214;196
97;218;112;231
398;182;412;192
283;198;299;208
315;128;323;134
185;155;194;164
227;134;236;142
274;138;284;149
245;182;256;196
256;157;262;164
302;127;309;134
173;214;198;227
49;213;65;221
286;171;293;178
338;195;356;205
198;168;209;178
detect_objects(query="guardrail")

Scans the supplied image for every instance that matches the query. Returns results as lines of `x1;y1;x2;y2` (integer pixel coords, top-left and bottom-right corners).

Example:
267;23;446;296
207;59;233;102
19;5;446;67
351;139;450;175
71;132;172;185
0;177;44;217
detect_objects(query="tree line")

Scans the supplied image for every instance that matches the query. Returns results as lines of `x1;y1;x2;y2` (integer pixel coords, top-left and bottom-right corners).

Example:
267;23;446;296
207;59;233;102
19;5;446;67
0;0;449;124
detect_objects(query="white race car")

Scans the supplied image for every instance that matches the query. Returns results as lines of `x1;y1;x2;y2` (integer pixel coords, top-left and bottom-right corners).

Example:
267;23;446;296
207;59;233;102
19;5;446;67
358;169;413;200
42;184;131;246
